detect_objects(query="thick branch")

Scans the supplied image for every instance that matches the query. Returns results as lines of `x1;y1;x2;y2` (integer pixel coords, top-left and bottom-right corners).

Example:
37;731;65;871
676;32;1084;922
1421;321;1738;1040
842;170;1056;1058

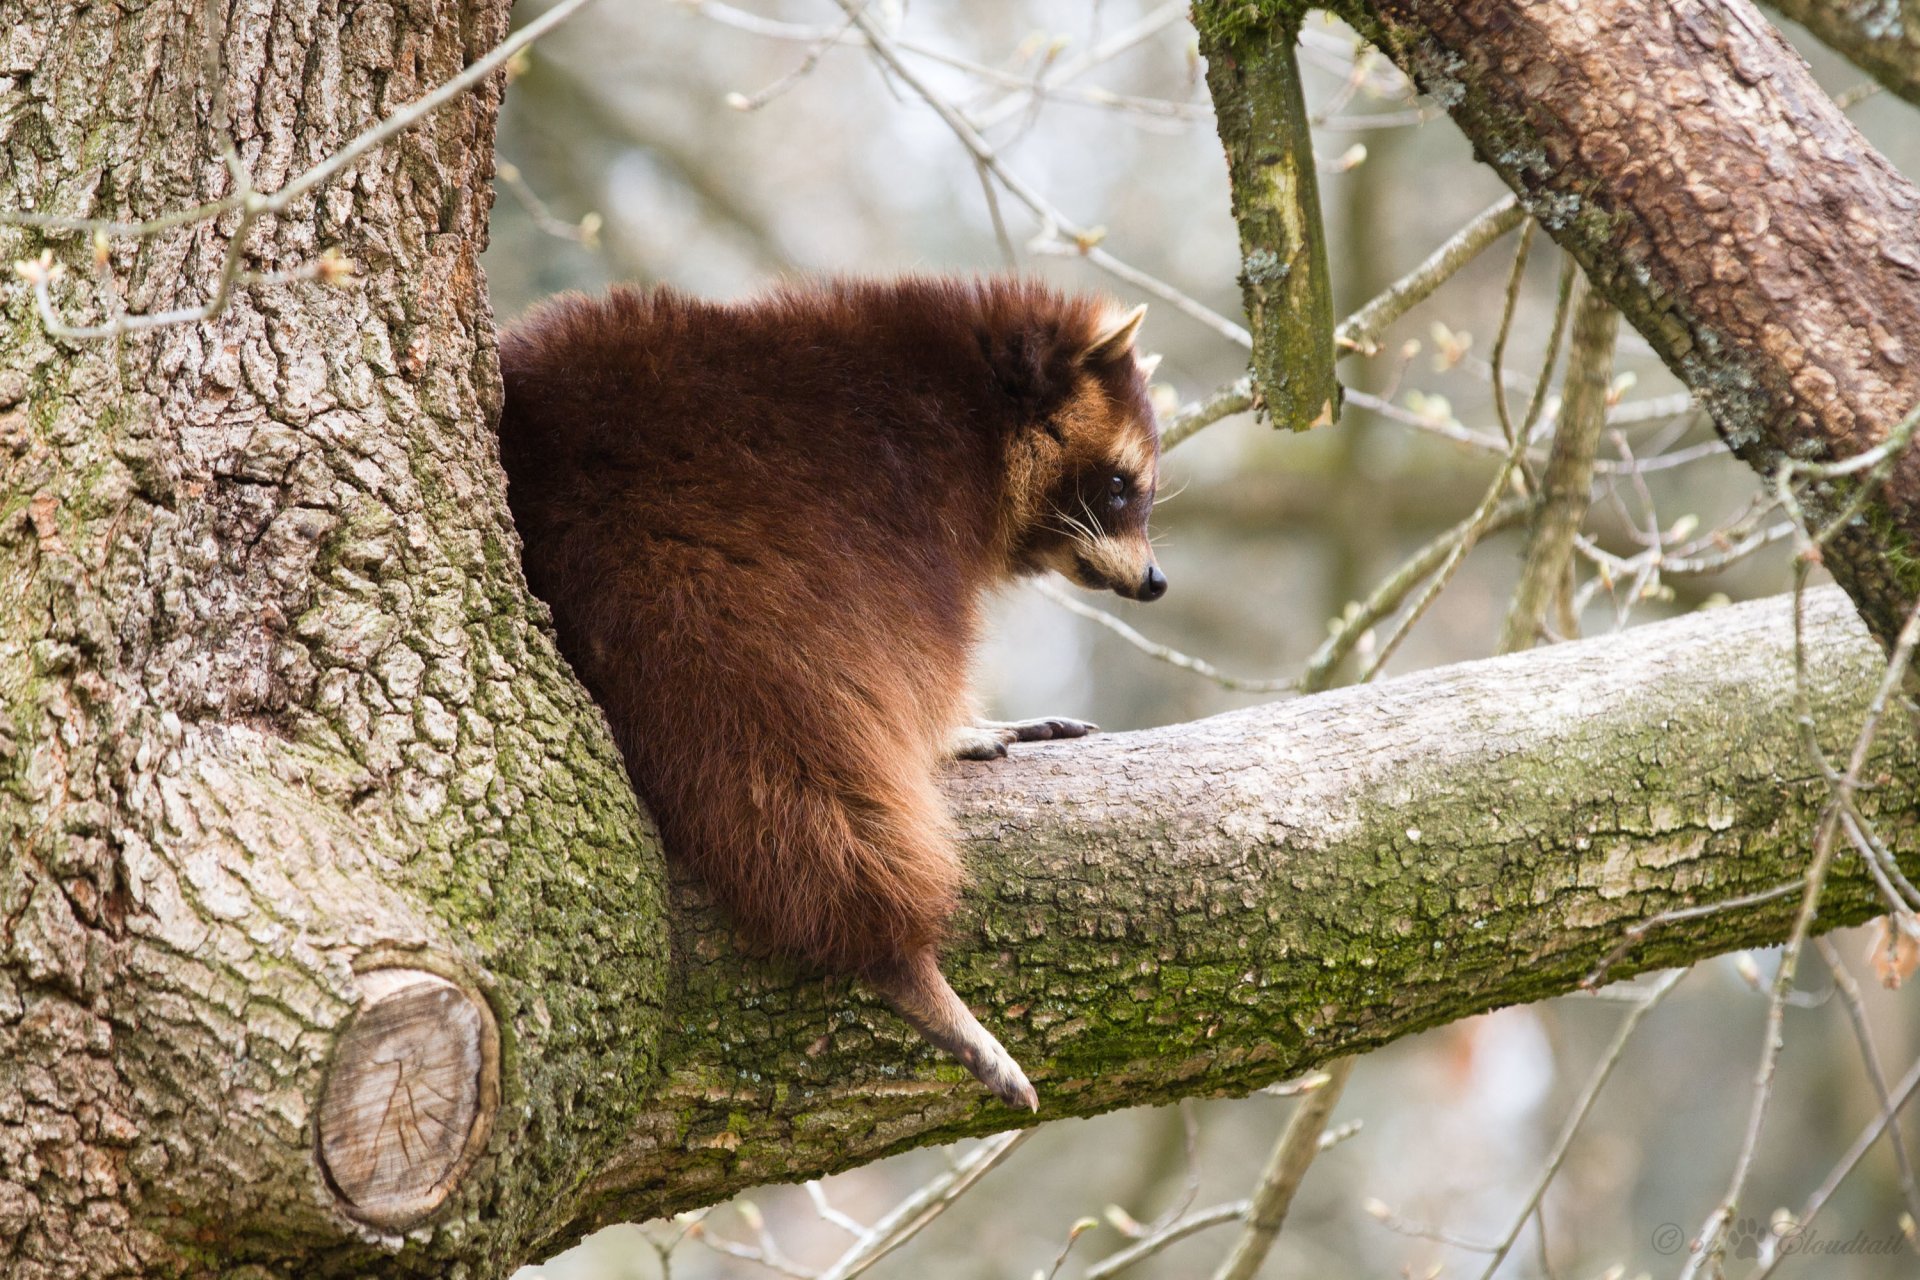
562;587;1917;1246
1281;0;1920;652
1765;0;1920;106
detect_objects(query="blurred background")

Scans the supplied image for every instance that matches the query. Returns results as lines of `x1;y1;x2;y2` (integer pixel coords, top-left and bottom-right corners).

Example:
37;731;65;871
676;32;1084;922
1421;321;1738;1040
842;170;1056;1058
487;2;1920;1275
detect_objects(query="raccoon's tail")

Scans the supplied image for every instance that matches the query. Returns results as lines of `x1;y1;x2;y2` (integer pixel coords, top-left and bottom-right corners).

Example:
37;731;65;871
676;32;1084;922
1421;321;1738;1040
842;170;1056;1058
869;946;1038;1111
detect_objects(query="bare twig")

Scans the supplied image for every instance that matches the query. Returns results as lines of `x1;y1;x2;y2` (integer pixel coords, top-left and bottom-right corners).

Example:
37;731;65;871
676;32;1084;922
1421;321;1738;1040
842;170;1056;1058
1815;937;1920;1228
1335;196;1524;357
495;160;603;247
1086;1202;1252;1279
969;2;1192;130
1582;881;1805;991
1209;1057;1356;1280
1750;1050;1920;1280
1034;578;1297;694
1353;249;1579;683
1162;376;1256;452
1300;496;1533;693
1473;969;1683;1279
1685;404;1920;1276
831;0;1250;347
815;1130;1031;1280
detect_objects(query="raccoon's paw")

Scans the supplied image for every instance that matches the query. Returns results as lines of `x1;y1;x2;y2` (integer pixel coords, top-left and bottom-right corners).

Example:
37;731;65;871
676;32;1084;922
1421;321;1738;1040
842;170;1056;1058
966;1037;1040;1112
870;948;1041;1112
990;715;1099;742
949;725;1012;761
951;717;1099;760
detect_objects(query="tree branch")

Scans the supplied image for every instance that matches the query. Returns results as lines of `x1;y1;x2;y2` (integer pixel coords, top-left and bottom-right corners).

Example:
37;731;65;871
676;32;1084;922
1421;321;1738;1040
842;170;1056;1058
1764;0;1920;106
557;587;1917;1249
1196;4;1341;431
1271;0;1920;653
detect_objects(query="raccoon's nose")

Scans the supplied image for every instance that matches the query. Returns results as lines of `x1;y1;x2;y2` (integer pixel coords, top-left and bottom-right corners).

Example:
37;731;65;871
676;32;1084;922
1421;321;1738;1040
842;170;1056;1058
1138;565;1168;601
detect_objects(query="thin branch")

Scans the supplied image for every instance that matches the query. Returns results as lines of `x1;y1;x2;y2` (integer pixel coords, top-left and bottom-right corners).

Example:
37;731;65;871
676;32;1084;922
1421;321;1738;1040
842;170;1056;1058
1684;425;1920;1274
1500;281;1618;651
1086;1202;1252;1279
814;1131;1031;1280
1750;1052;1920;1280
1815;936;1920;1229
1473;969;1684;1279
1162;376;1255;452
1335;195;1524;357
1033;578;1297;694
831;0;1250;347
1300;496;1533;693
969;2;1192;130
1354;249;1580;683
1582;881;1805;990
495;161;603;247
1208;1057;1356;1280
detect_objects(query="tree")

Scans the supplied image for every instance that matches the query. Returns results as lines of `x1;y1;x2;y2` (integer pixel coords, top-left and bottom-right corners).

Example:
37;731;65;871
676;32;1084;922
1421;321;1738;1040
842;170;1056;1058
1;1;1916;1277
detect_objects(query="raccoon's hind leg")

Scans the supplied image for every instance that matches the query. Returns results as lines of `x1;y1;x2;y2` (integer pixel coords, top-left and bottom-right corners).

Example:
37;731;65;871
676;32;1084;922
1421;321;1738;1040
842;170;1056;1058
949;717;1099;761
869;947;1038;1111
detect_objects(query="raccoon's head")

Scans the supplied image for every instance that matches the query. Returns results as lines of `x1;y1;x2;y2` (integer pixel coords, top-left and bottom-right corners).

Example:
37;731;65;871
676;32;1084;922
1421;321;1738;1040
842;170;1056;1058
1002;302;1167;603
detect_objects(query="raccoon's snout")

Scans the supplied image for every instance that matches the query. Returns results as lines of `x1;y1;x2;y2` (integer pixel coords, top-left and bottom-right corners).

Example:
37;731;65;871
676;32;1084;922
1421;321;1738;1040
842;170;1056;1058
1070;550;1167;601
1115;563;1167;602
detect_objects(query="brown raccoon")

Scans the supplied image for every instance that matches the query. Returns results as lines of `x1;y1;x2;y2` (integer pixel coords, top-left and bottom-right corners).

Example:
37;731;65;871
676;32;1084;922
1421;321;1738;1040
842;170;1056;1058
496;276;1164;1108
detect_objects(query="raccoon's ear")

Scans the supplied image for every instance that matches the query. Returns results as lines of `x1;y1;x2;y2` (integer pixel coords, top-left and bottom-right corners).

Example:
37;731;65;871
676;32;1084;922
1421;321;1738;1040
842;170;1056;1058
1084;303;1147;364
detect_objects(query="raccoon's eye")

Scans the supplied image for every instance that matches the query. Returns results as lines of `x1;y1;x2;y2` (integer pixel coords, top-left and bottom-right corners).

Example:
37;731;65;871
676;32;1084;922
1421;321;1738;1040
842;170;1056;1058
1108;475;1128;507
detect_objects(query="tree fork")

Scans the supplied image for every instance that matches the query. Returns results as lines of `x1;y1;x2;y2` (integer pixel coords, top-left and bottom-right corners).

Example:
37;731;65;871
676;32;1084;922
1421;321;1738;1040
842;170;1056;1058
1230;0;1920;653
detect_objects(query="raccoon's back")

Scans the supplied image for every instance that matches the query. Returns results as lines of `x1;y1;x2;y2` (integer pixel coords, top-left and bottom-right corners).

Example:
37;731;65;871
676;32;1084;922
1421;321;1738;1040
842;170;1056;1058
494;290;977;969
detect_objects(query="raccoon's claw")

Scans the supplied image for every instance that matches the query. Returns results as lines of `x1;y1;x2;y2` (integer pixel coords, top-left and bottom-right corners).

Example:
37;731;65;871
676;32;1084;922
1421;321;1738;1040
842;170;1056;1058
968;1041;1040;1112
951;717;1098;760
996;715;1098;742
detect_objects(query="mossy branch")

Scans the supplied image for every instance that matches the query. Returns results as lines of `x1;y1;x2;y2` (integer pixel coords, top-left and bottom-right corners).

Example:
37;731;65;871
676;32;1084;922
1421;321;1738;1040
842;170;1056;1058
1764;0;1920;106
559;588;1916;1246
1195;5;1341;432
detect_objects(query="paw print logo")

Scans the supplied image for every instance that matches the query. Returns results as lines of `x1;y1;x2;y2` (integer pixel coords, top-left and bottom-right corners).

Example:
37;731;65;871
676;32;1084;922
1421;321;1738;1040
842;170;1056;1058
1729;1216;1763;1260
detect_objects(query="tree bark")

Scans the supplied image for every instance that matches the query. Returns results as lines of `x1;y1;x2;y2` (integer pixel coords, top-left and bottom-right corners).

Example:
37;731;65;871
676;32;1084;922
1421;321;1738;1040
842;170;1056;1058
1225;0;1920;653
1766;0;1920;106
0;1;668;1276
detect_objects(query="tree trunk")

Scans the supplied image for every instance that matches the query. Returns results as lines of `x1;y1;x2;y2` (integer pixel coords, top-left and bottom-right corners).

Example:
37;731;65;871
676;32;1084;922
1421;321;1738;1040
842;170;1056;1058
1;1;668;1275
1217;0;1920;653
4;2;1920;1278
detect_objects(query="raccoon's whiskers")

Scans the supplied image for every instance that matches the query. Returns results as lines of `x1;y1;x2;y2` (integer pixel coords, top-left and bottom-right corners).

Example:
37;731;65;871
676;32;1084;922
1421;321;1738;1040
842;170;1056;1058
1050;504;1100;549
